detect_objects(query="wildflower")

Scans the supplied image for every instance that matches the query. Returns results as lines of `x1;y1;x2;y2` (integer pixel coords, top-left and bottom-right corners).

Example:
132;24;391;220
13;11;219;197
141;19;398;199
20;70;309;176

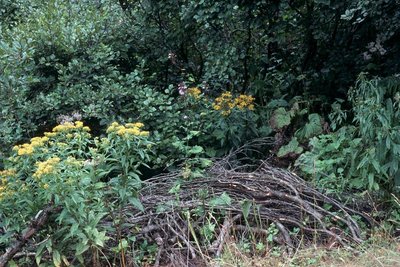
126;122;144;129
33;157;61;179
107;122;120;133
0;185;7;200
212;92;255;116
139;131;150;136
16;144;34;156
75;121;84;128
107;122;150;138
234;94;255;110
30;137;48;147
187;87;201;98
178;82;187;96
212;92;234;116
0;169;16;178
65;157;83;167
52;122;75;133
44;132;57;138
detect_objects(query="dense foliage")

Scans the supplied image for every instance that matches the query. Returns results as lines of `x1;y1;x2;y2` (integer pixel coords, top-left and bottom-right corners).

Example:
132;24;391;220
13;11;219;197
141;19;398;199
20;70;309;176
1;0;400;265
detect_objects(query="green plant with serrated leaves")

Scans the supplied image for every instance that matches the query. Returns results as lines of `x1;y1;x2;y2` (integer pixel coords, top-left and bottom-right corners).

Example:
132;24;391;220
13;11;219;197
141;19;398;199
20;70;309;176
0;120;153;265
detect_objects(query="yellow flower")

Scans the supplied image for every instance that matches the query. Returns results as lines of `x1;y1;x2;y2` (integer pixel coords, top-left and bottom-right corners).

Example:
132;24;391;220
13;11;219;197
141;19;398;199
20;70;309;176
117;128;126;136
125;128;141;135
187;87;201;98
213;104;221;111
107;122;149;138
107;122;120;133
126;122;144;129
213;92;255;115
65;157;83;167
33;157;61;179
52;122;74;133
139;131;150;136
30;136;48;148
0;185;6;200
44;132;57;138
75;121;84;128
16;144;34;156
83;126;90;132
234;94;255;110
212;91;234;116
0;169;16;178
43;183;49;189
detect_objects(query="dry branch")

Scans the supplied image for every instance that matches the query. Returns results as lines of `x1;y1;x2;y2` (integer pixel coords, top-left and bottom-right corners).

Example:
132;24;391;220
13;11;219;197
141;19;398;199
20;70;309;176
103;161;370;264
0;204;60;267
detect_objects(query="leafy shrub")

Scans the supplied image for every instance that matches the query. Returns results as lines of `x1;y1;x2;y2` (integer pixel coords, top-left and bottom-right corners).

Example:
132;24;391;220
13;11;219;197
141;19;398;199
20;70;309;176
296;126;361;193
297;75;400;193
0;0;129;151
0;121;151;265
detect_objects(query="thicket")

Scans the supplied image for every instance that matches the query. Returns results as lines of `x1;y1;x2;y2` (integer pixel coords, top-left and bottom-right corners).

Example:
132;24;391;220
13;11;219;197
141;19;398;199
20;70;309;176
0;0;400;266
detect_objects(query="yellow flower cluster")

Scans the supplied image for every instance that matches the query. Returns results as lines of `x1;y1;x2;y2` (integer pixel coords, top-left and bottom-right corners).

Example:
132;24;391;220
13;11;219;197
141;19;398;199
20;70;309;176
106;122;149;137
33;157;61;179
46;121;90;137
13;136;49;156
234;94;255;110
0;169;16;178
65;156;83;168
0;184;6;200
187;87;202;98
212;92;255;116
12;121;91;156
0;169;15;200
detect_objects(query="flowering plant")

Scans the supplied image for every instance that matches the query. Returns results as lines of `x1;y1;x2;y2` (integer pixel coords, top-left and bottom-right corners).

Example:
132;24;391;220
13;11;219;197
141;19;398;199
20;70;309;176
0;120;152;265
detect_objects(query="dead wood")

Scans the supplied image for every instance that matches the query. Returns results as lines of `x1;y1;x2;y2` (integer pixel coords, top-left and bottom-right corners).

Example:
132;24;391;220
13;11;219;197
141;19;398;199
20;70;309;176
0;204;60;267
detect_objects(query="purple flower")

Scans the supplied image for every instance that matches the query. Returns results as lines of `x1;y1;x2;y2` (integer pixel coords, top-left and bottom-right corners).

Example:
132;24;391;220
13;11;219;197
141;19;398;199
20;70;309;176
178;82;187;95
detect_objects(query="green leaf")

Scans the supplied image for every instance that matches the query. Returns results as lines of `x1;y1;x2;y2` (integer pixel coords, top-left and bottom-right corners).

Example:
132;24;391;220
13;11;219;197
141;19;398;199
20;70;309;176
210;192;232;207
270;107;292;130
75;243;90;256
277;137;303;158
295;113;323;140
52;250;62;267
241;199;252;219
188;145;204;154
128;197;144;212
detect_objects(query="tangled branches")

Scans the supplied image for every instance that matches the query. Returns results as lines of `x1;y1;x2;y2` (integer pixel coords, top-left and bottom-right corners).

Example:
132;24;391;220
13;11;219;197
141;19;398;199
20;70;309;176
108;162;370;265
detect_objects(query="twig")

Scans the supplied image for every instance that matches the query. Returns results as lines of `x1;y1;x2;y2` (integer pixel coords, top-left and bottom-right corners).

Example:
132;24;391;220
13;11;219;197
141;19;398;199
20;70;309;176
0;204;60;267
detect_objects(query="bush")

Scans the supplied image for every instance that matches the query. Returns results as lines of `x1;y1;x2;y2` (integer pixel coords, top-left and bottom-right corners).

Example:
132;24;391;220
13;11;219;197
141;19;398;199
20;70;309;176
0;0;129;151
0;121;152;265
296;75;400;193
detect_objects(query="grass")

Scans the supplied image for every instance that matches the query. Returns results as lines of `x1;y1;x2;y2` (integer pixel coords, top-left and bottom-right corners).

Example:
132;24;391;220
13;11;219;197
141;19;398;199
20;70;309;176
210;232;400;267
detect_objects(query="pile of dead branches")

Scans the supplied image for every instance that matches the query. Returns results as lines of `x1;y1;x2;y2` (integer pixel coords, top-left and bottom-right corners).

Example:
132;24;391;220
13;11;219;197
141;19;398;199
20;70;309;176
106;161;371;266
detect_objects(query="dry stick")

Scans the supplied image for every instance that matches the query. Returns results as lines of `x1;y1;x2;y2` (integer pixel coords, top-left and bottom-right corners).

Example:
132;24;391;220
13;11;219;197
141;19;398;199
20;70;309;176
153;232;164;267
275;222;294;256
166;217;196;259
209;214;242;257
0;204;60;267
